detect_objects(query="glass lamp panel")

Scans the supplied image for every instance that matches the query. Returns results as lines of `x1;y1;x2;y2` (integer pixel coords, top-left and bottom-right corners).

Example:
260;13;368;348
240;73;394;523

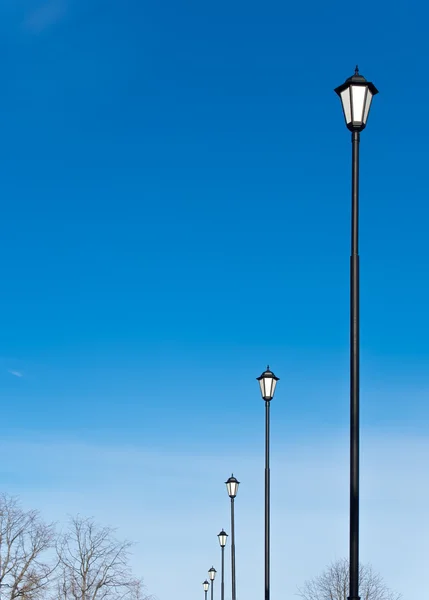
363;89;373;125
264;376;277;399
351;85;366;124
218;532;227;547
271;378;277;397
259;378;265;398
340;88;352;124
203;582;209;592
227;480;238;497
209;569;216;581
264;377;273;399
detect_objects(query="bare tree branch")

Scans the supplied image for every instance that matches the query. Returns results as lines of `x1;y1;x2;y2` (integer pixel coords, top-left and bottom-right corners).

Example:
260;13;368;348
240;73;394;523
55;517;150;600
297;559;401;600
0;494;56;600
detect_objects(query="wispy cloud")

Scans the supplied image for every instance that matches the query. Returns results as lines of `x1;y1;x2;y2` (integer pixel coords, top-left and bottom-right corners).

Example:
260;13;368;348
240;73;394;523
22;0;67;34
8;369;23;378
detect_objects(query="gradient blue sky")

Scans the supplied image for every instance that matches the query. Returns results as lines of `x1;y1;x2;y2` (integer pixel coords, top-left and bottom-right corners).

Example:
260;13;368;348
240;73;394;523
0;0;428;599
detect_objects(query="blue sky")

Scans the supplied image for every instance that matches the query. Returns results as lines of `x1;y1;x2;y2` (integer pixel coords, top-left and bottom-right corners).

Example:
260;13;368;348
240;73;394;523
0;0;428;598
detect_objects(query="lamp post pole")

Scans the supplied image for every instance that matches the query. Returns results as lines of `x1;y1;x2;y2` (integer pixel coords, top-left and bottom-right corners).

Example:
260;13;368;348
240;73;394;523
225;475;239;600
221;545;225;600
350;125;360;600
257;367;279;600
335;67;378;600
217;530;228;600
231;498;235;600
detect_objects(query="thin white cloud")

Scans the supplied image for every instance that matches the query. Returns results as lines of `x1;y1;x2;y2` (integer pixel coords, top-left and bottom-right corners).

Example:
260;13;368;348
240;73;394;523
22;0;67;34
8;369;23;378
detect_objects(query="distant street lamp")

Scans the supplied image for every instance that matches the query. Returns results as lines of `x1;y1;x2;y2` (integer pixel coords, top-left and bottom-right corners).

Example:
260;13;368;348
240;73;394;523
225;475;239;600
203;579;210;600
334;66;378;600
208;567;217;600
217;530;228;600
257;367;279;600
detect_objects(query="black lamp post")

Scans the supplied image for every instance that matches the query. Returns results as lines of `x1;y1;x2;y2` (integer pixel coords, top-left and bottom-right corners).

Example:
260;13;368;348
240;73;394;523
217;530;228;600
225;475;239;600
257;367;279;600
334;67;378;600
208;567;216;600
203;580;209;600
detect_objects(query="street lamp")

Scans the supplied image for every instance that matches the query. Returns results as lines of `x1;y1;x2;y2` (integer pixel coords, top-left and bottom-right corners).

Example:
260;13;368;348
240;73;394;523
217;530;228;600
225;475;239;600
334;66;378;600
208;567;216;600
203;579;210;600
257;366;279;600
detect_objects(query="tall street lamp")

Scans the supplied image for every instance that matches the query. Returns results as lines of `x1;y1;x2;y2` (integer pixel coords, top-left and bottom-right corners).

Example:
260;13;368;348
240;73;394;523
257;367;279;600
203;580;210;600
334;66;378;600
225;475;239;600
217;530;228;600
208;567;216;600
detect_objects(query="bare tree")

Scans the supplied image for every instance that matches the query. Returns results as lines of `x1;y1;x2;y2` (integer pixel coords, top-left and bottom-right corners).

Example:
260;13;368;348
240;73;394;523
297;558;401;600
0;493;56;600
56;516;148;600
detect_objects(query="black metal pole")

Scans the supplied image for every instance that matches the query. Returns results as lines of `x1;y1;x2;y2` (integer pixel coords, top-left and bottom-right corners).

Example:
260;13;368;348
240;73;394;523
221;545;225;600
349;129;360;600
205;590;208;600
265;400;270;600
231;498;236;600
211;581;214;600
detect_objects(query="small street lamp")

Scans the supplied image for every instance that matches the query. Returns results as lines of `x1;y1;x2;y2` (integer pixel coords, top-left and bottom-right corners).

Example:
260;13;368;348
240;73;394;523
257;366;279;600
225;475;239;600
208;567;216;600
226;475;239;499
203;579;210;600
217;530;228;600
334;66;378;600
334;66;378;132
